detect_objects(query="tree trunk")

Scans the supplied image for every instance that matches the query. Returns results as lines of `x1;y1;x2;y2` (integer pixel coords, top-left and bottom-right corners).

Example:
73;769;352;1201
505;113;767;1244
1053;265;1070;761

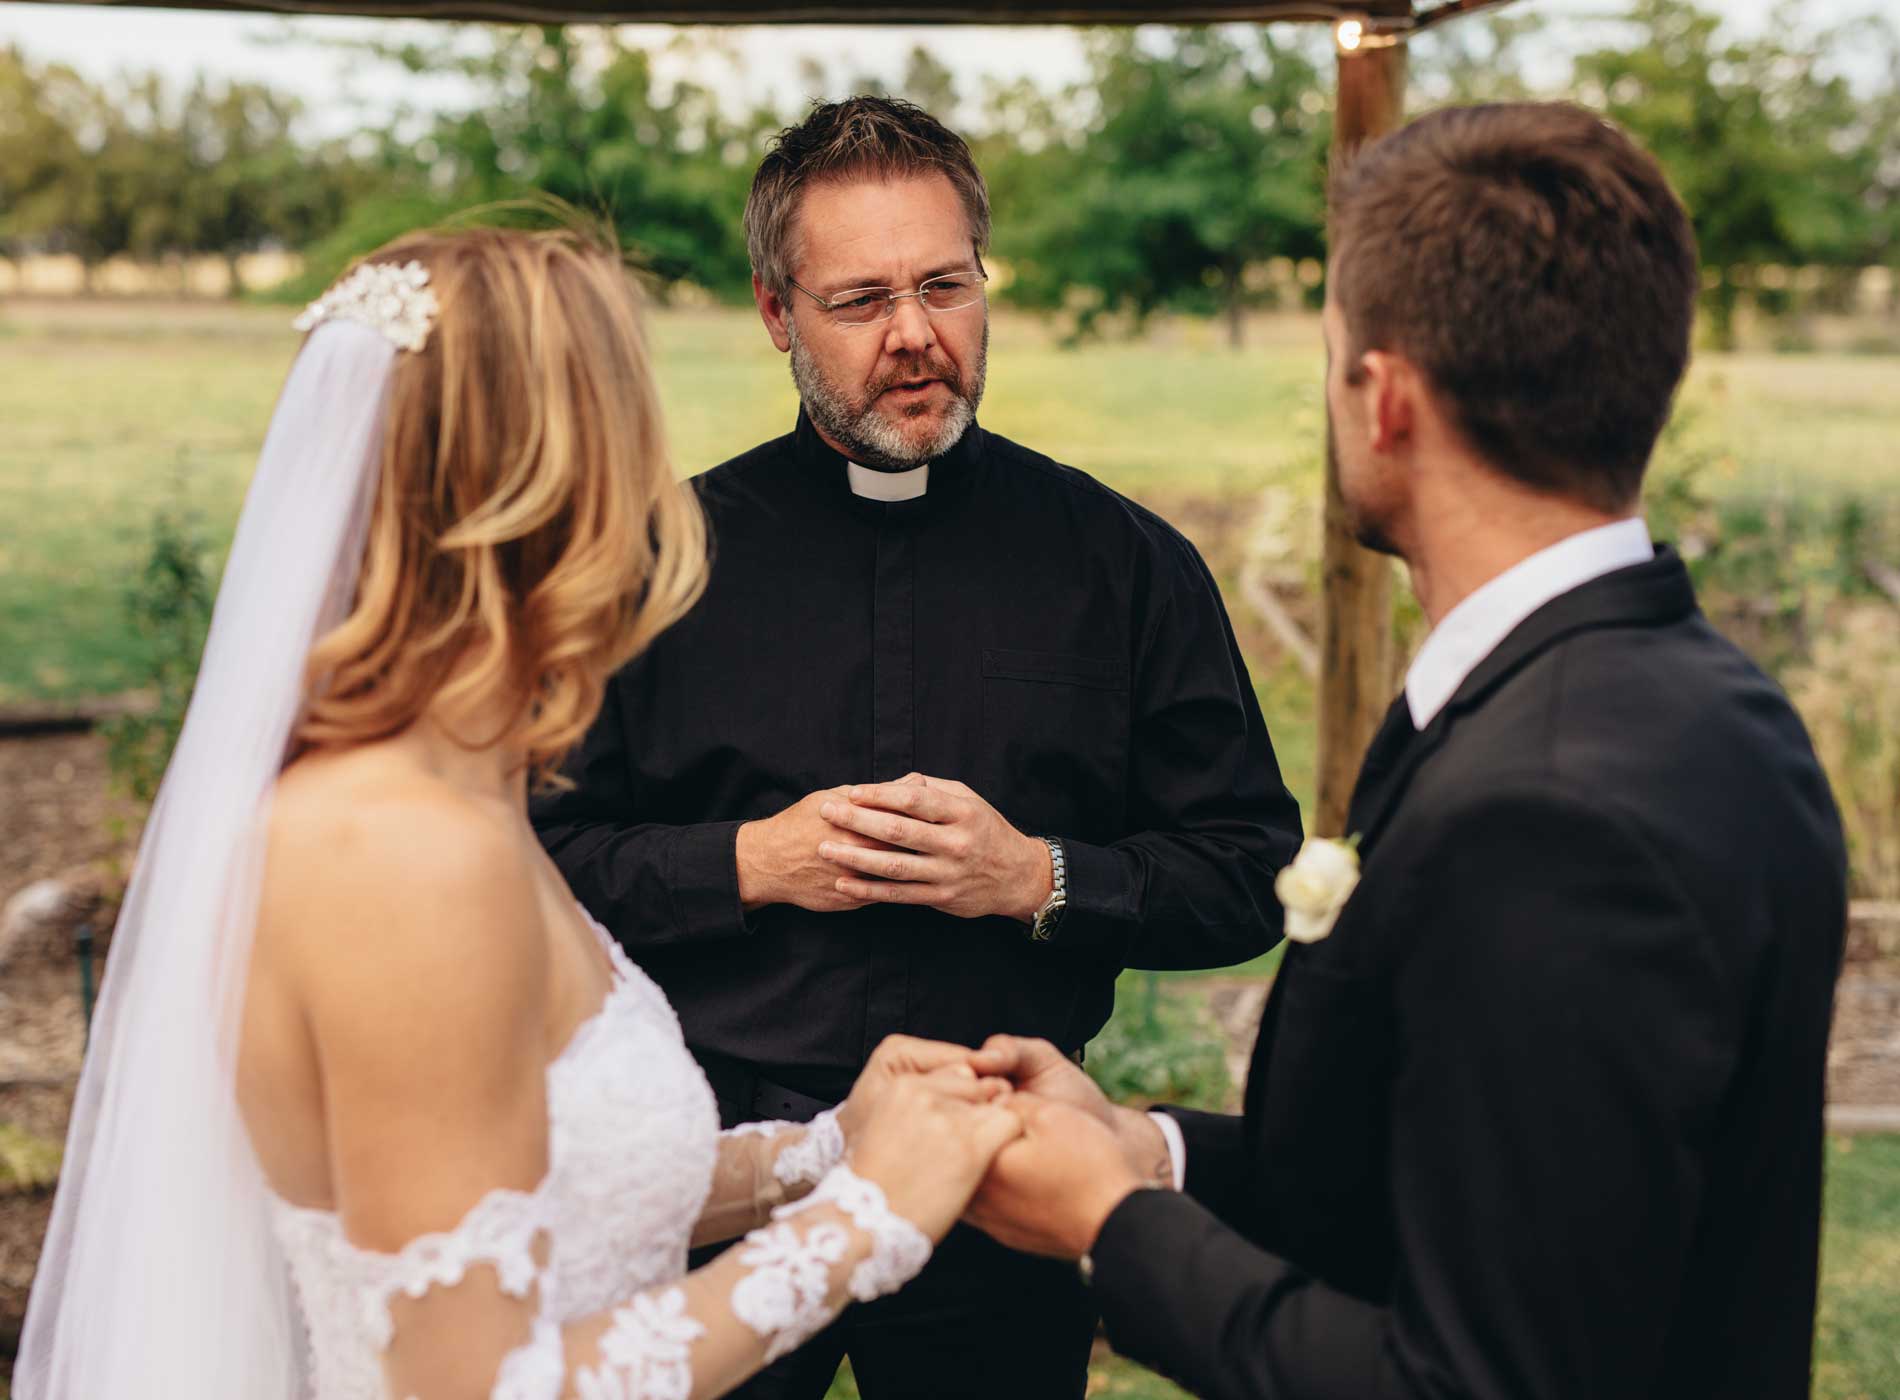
1706;270;1740;353
226;252;246;299
1224;264;1246;350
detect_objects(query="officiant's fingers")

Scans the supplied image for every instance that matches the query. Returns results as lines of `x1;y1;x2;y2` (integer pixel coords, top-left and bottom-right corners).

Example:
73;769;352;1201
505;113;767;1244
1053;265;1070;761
843;781;965;826
819;799;949;852
832;875;937;905
818;842;950;884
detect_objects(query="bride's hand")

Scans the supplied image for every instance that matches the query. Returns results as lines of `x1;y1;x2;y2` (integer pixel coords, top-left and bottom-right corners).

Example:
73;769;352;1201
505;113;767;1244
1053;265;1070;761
847;1067;1020;1241
835;1033;983;1143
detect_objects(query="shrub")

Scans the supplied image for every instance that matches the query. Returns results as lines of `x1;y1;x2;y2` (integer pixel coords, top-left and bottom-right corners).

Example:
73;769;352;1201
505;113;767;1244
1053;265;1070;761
1787;605;1900;901
101;490;214;805
1086;974;1232;1111
0;1122;63;1194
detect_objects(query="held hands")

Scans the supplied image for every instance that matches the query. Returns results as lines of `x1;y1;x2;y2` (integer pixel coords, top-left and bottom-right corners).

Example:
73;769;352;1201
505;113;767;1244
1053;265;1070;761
845;1058;1022;1244
964;1096;1143;1259
836;1034;991;1143
835;1035;1171;1258
817;775;1052;921
963;1035;1175;1260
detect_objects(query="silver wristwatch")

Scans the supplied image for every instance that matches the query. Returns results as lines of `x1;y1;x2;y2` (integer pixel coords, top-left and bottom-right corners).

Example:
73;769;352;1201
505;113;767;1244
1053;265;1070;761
1028;836;1067;942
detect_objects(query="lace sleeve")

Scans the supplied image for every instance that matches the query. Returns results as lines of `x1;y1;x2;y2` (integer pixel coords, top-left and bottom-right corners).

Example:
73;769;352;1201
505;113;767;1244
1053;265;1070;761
372;1161;927;1400
692;1111;848;1247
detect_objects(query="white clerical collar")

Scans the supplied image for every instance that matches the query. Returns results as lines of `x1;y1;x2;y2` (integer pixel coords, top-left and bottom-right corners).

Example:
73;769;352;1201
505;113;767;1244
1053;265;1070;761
1404;517;1654;730
847;461;929;501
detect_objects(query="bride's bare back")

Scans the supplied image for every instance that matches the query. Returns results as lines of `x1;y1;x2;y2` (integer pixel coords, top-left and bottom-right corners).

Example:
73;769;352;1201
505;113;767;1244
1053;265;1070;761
239;731;612;1222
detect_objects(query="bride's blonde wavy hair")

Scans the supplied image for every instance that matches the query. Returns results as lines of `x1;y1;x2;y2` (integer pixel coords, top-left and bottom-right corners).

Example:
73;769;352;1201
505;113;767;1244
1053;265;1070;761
294;224;708;787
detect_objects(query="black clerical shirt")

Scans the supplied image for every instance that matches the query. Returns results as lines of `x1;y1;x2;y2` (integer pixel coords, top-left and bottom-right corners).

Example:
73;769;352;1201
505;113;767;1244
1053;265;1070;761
533;412;1302;1102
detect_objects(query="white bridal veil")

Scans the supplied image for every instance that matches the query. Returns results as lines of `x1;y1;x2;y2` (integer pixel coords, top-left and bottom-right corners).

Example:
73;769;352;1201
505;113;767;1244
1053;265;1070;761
16;311;407;1398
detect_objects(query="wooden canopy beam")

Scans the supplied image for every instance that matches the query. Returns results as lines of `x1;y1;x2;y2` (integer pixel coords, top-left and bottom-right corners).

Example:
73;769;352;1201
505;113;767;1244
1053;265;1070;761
9;0;1423;20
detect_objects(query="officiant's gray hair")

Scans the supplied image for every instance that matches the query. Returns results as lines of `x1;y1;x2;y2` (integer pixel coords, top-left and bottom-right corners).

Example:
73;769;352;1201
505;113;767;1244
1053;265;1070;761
745;96;991;296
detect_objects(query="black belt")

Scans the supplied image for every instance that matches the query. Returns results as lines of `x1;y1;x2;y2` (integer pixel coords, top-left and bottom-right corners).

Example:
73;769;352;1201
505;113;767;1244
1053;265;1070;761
699;1053;840;1126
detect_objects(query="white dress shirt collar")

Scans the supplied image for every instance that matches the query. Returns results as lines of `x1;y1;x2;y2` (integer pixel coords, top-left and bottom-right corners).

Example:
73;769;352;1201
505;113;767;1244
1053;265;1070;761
847;461;929;501
1404;517;1655;730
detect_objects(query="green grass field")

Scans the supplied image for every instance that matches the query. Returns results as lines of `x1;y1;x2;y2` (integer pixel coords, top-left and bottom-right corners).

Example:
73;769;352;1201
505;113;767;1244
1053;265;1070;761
6;297;1898;820
0;297;1897;1394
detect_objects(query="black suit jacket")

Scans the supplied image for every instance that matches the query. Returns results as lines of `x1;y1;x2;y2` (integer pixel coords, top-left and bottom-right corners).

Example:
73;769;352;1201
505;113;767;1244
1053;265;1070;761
1090;548;1847;1399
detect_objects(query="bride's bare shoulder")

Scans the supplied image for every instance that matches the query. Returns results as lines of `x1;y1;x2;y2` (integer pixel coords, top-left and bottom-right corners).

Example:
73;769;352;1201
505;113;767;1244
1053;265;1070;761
259;745;539;992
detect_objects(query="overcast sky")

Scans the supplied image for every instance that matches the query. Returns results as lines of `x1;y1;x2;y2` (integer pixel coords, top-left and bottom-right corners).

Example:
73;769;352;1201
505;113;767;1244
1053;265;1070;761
0;0;1888;139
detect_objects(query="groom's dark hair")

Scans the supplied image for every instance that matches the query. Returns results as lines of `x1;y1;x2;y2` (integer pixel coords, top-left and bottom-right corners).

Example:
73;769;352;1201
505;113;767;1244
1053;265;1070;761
1329;103;1698;512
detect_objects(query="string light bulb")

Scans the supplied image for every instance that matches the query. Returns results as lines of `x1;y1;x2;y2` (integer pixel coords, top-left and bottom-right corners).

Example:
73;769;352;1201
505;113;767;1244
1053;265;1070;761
1334;14;1404;53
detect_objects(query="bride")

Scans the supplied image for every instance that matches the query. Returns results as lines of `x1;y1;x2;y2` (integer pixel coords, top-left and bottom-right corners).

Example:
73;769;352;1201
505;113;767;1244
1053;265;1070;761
17;227;1021;1398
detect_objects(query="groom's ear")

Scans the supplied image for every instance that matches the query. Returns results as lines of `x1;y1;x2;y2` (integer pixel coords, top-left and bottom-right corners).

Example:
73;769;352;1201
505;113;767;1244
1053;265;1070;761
1359;349;1419;456
755;274;793;354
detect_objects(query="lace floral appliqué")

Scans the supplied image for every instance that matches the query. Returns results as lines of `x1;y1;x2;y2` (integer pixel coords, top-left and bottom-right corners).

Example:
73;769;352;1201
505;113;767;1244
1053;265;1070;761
575;1287;708;1400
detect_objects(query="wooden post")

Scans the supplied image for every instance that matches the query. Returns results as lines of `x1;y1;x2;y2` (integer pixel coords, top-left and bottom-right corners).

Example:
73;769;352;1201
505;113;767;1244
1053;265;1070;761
1314;34;1406;839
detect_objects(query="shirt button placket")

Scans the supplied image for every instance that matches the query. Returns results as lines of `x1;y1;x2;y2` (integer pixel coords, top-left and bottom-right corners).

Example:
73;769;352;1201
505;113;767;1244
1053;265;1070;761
862;507;916;1057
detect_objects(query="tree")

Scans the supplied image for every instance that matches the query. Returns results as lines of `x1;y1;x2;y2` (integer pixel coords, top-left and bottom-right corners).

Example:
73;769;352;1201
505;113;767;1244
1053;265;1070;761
2;52;359;293
343;26;763;298
0;47;85;257
1575;0;1882;347
1408;10;1548;106
995;28;1330;347
172;81;357;294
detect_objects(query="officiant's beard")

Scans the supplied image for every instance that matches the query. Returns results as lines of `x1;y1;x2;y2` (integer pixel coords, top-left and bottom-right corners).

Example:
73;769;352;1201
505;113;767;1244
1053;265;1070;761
788;317;988;471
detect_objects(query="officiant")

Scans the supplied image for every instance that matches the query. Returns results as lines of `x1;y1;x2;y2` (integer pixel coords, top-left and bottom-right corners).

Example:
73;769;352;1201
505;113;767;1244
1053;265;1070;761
532;95;1302;1400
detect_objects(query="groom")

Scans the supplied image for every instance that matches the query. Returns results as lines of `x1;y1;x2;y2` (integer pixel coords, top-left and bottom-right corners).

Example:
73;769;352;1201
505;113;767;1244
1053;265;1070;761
965;103;1848;1398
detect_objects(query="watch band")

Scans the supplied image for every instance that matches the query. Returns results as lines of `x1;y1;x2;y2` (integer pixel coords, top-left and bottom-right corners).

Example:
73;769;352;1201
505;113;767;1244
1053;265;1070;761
1028;836;1067;942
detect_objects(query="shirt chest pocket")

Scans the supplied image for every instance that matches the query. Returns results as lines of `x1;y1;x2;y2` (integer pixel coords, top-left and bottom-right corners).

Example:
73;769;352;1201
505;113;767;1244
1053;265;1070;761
978;648;1130;842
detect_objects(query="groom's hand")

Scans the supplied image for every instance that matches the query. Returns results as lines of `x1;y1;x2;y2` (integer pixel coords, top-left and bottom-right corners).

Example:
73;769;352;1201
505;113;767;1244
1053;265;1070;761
818;775;1052;921
968;1035;1112;1123
964;1094;1144;1259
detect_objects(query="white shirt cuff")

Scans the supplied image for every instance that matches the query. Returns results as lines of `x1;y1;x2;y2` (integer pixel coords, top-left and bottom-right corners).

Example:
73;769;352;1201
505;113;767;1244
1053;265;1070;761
1148;1110;1186;1191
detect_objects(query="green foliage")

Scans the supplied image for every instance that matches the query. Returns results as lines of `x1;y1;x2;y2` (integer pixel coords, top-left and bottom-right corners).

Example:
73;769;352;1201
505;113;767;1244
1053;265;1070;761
336;26;770;299
0;46;361;284
101;480;215;805
820;1360;860;1400
1086;973;1232;1111
1575;0;1894;348
998;28;1329;346
0;1122;63;1194
263;190;474;305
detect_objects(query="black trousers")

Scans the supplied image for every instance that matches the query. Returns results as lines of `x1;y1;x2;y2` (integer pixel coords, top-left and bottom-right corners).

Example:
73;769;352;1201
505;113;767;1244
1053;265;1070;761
698;1060;1098;1400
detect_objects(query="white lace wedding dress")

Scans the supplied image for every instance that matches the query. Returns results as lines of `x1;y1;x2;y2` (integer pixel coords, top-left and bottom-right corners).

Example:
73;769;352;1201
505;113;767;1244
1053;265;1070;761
265;913;929;1399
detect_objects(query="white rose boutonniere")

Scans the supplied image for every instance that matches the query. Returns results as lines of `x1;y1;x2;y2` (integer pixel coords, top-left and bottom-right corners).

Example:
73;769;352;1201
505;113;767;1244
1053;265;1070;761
1274;835;1362;944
